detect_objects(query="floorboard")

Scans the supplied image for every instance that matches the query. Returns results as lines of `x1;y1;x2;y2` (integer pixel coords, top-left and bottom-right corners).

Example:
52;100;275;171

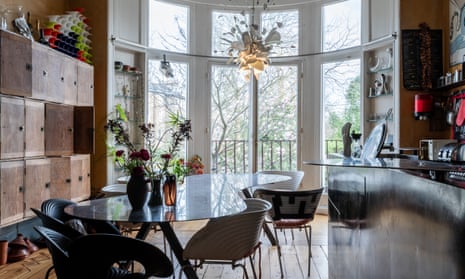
0;214;328;279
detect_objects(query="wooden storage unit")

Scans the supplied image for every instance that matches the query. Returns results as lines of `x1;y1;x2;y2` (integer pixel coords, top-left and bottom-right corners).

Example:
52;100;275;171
24;158;51;218
0;30;94;227
49;155;91;202
0;31;32;97
45;103;74;156
0;160;24;225
25;99;45;158
0;96;24;160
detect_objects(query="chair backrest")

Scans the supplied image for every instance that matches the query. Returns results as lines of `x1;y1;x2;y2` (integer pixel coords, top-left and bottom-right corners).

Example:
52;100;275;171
31;207;84;239
183;198;271;261
256;170;304;190
34;226;73;279
41;198;77;222
253;188;323;221
40;198;121;235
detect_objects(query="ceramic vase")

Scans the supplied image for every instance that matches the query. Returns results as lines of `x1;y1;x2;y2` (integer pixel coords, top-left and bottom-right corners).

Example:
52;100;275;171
163;175;177;206
126;173;149;210
148;178;163;206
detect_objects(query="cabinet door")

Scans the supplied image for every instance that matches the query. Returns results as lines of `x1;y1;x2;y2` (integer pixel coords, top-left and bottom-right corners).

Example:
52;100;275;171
70;155;91;202
77;62;94;106
74;106;94;154
24;158;51;218
0;160;24;225
369;0;394;41
49;157;71;200
25;99;45;157
0;96;24;159
0;30;32;97
32;43;64;103
62;56;78;105
45;103;74;156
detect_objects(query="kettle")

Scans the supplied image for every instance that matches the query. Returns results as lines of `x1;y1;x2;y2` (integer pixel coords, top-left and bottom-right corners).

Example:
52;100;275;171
450;143;465;162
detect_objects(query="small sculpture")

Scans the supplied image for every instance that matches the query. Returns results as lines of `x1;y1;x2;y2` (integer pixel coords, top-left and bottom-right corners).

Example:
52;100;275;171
342;122;352;158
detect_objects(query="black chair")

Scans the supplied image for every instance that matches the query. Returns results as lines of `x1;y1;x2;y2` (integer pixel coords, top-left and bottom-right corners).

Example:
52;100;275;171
31;207;84;239
253;188;324;278
41;198;121;235
34;225;173;279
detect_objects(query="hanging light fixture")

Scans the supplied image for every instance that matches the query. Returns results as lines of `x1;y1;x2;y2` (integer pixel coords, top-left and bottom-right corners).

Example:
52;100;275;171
160;54;174;78
223;0;282;81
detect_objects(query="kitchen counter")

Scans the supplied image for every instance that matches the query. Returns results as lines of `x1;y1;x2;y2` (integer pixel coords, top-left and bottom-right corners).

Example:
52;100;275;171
308;158;465;279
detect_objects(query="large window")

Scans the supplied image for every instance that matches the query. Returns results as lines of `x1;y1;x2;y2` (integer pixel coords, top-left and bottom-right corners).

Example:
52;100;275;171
210;9;300;173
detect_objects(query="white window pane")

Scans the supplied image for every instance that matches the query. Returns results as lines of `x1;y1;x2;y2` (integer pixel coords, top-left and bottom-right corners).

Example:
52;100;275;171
149;0;188;53
212;11;248;56
322;0;361;51
262;10;299;57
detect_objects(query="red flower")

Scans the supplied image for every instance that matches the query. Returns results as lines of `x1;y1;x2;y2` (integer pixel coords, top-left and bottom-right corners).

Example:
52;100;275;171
139;149;150;161
161;154;172;160
115;150;124;157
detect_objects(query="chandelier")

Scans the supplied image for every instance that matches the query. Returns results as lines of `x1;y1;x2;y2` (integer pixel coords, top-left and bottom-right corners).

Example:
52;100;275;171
223;0;282;80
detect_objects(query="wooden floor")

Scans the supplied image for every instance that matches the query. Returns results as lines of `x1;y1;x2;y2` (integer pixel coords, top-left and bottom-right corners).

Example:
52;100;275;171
0;214;328;279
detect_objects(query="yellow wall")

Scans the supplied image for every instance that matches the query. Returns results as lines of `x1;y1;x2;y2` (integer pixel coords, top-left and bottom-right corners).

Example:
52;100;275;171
399;0;450;148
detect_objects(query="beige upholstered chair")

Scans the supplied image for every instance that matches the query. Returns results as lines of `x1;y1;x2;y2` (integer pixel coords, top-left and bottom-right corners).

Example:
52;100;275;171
182;198;271;279
253;188;323;278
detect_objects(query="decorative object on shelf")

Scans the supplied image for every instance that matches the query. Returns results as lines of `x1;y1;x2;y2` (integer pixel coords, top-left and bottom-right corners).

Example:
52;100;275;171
148;177;163;206
222;0;282;81
126;171;150;210
163;174;177;206
160;54;174;78
414;93;433;120
341;122;352;158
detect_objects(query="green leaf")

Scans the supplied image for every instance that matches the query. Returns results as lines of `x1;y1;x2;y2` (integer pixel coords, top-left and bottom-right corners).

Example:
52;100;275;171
115;104;128;122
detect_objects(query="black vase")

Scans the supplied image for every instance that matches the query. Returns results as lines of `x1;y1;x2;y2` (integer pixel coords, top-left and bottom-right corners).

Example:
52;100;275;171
163;175;177;206
126;174;150;210
148;178;163;206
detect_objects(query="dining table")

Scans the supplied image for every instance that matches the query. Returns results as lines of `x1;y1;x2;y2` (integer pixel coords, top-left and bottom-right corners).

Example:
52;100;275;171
64;172;290;279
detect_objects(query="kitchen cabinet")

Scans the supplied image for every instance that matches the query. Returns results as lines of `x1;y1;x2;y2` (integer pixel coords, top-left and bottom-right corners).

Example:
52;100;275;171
74;106;94;154
24;159;51;218
32;43;64;103
63;56;78;106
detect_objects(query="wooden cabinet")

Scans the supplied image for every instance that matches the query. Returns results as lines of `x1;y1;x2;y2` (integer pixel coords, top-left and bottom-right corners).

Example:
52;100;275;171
45;103;74;156
77;63;94;106
32;43;64;103
0;31;32;97
0;96;24;159
24;159;51;218
0;160;24;225
70;155;91;202
74;106;94;154
0;30;94;227
49;155;91;202
25;99;45;158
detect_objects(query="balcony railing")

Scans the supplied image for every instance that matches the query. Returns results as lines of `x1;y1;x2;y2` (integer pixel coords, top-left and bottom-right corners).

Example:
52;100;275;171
211;140;297;173
211;139;344;173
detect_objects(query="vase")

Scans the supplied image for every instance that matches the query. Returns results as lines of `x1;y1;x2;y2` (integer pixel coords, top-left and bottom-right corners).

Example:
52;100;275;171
163;174;177;206
126;174;150;210
148;178;163;206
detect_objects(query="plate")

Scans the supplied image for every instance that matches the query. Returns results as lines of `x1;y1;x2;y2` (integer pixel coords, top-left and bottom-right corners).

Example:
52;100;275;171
360;123;387;160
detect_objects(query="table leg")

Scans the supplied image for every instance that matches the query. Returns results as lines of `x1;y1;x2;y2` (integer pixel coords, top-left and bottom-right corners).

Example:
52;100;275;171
263;222;277;245
158;222;198;279
135;223;152;240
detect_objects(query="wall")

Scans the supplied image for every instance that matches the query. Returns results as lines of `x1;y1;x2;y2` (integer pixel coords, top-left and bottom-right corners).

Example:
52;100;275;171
399;0;450;148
